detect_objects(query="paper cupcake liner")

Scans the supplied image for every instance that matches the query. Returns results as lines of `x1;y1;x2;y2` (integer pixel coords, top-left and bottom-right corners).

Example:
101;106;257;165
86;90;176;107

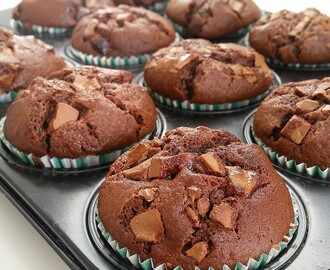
12;19;72;38
135;71;280;113
146;1;168;13
68;33;181;68
0;91;17;104
251;128;330;180
241;34;330;70
0;117;142;169
95;193;299;270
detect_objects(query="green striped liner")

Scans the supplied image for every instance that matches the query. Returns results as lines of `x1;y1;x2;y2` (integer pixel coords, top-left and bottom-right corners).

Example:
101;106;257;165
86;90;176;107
95;193;299;270
0;91;17;103
69;33;181;68
252;128;330;180
146;1;168;13
242;34;330;70
0;117;136;169
13;19;72;38
136;72;280;112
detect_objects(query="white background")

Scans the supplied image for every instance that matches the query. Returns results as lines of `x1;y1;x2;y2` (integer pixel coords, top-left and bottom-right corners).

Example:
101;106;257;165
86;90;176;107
0;1;330;270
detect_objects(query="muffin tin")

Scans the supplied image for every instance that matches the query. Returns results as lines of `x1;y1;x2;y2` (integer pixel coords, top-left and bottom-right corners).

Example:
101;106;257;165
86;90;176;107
1;7;330;270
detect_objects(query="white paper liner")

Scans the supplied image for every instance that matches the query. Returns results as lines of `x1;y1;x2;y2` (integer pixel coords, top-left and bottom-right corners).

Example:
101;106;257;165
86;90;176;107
95;193;299;270
13;19;72;38
69;33;181;68
136;72;280;112
0;91;17;103
0;117;145;169
251;128;330;180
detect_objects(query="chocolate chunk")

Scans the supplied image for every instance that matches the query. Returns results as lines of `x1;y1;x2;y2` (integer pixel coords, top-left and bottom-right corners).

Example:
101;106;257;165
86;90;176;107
130;208;164;243
107;19;118;28
72;75;101;92
175;54;199;69
122;159;152;181
280;115;311;144
296;99;319;113
187;186;201;203
321;104;330;114
185;242;208;262
0;73;14;88
200;153;226;176
229;0;244;13
197;197;210;217
126;144;152;167
209;201;236;229
51;103;79;130
83;21;97;38
226;166;257;196
148;154;193;179
289;16;311;37
186;207;200;227
138;188;157;202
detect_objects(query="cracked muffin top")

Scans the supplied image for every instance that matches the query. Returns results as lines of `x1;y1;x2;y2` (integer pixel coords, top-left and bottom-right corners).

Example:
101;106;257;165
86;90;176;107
249;8;330;64
144;39;273;103
0;27;66;95
166;0;261;39
254;77;330;170
13;0;115;28
71;5;176;57
98;126;294;270
3;66;157;159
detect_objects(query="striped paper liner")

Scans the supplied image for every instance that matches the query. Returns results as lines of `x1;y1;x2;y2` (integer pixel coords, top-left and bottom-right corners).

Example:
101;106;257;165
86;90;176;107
12;19;72;38
95;193;299;270
251;128;330;180
0;117;140;169
0;91;17;103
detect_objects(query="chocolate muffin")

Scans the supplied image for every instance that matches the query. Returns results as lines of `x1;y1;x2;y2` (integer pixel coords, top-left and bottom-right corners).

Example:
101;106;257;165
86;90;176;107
166;0;261;39
249;8;330;64
3;66;157;160
0;27;65;96
98;126;294;270
254;78;330;170
144;39;273;104
71;5;176;58
12;0;115;30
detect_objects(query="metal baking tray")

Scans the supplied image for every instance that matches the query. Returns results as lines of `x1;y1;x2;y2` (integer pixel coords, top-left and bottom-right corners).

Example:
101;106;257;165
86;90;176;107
1;8;330;270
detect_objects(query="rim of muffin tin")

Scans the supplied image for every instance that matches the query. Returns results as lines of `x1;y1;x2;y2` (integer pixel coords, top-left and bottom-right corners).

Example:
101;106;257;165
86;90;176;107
10;19;73;38
0;109;167;174
242;110;330;182
240;34;330;71
86;180;307;270
64;33;182;72
133;71;281;114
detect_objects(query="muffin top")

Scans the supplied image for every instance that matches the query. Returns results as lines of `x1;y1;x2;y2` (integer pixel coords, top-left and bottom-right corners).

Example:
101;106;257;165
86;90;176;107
249;8;330;64
144;39;273;103
0;27;66;94
254;77;330;169
99;126;294;270
13;0;115;28
3;66;157;159
71;5;176;57
166;0;261;38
